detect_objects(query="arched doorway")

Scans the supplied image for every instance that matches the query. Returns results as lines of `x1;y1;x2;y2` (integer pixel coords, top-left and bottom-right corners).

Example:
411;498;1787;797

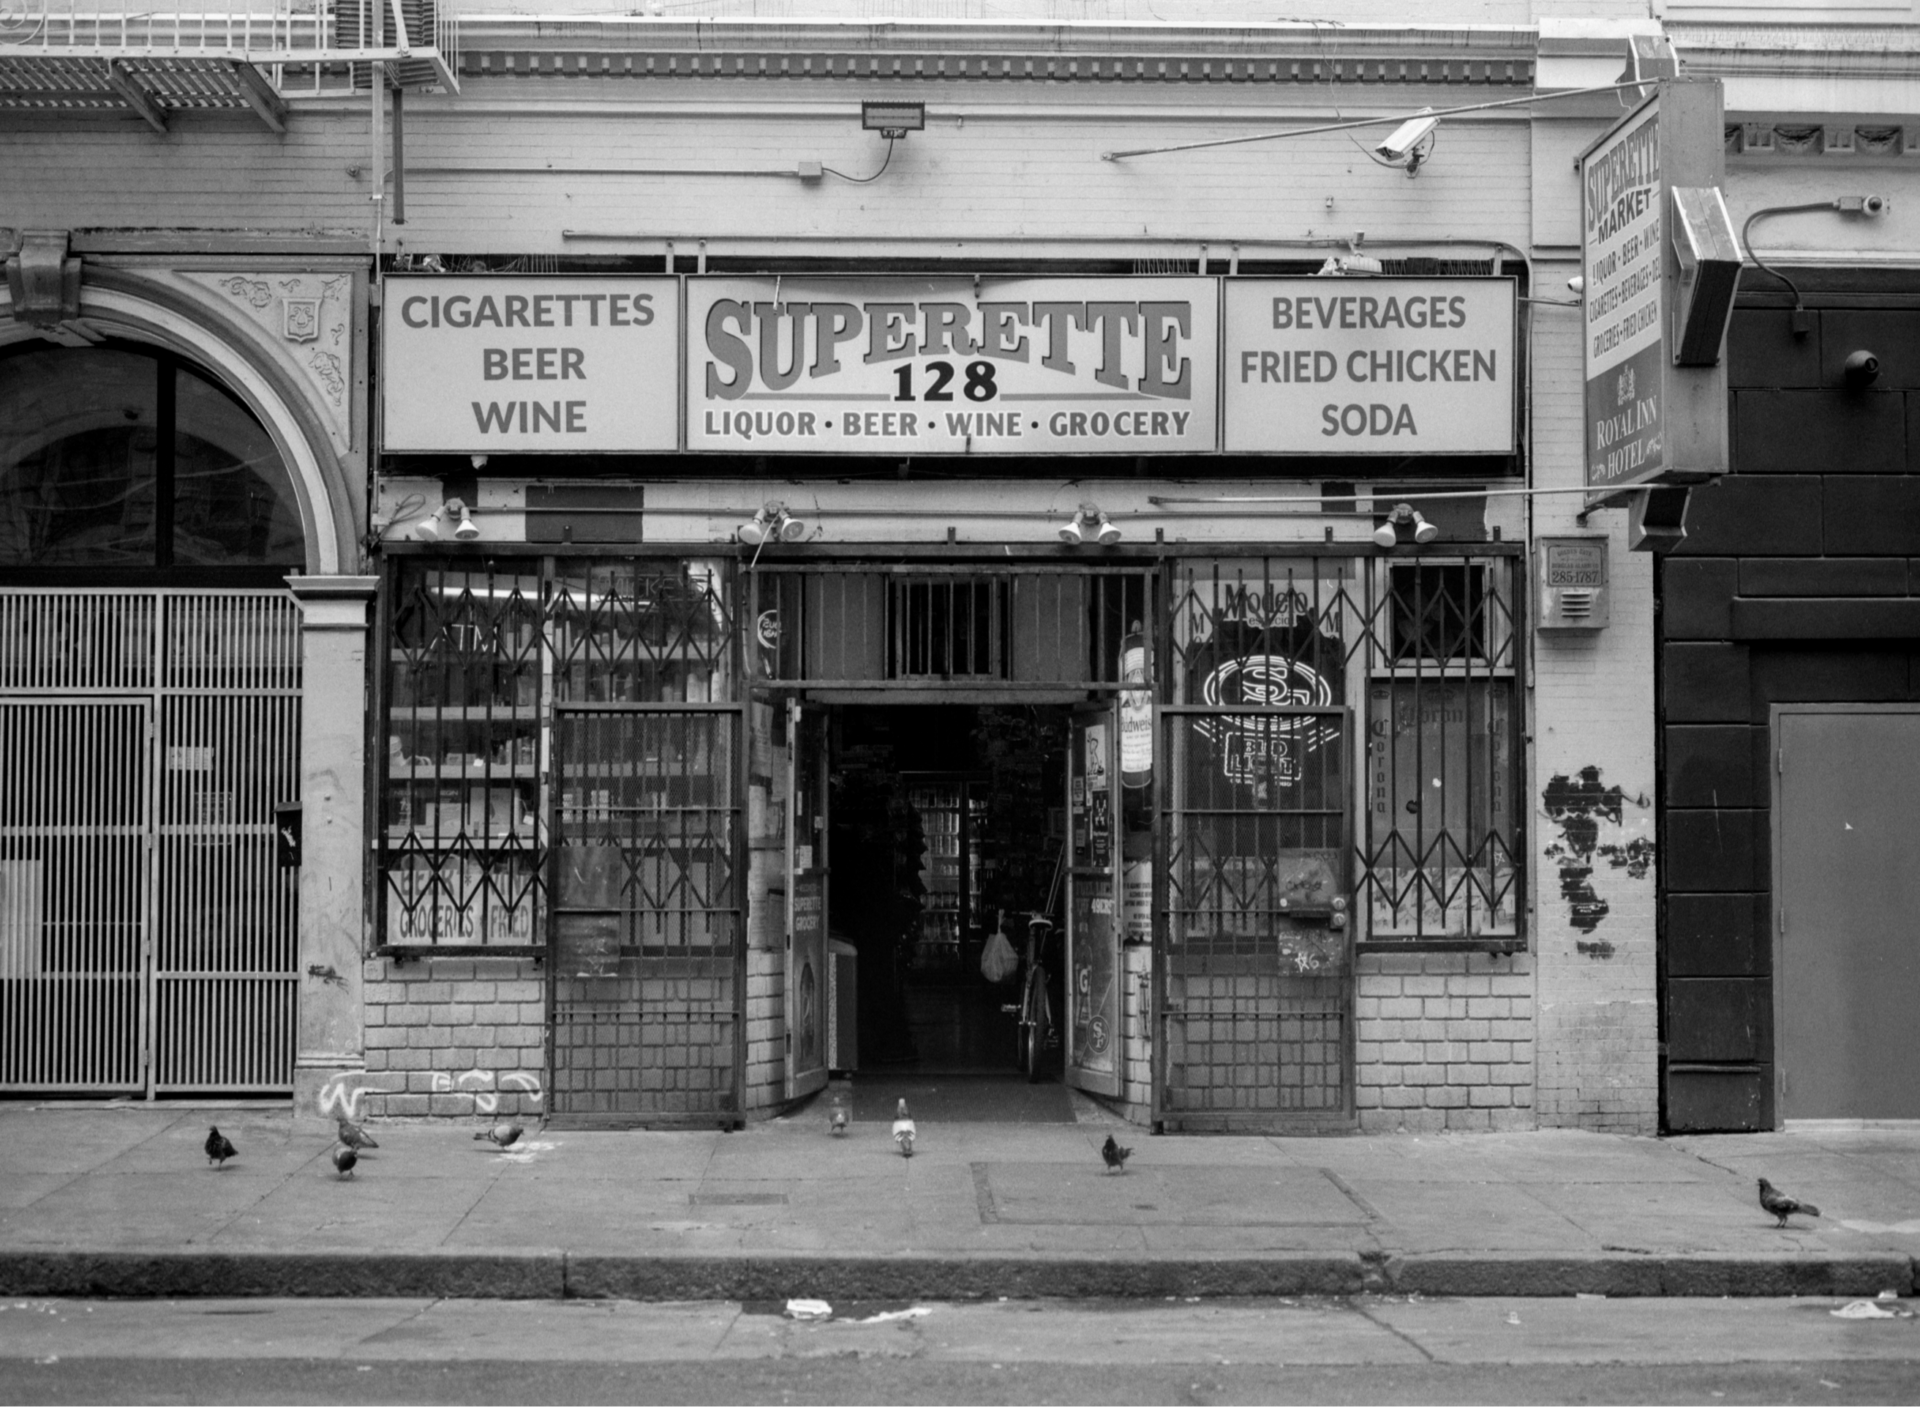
0;340;308;1094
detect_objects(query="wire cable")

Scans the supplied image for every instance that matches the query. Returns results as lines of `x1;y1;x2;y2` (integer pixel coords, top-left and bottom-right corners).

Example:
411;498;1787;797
822;136;897;185
1741;201;1836;330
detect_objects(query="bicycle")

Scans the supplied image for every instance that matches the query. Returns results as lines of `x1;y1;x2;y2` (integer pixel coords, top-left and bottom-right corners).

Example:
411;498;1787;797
1014;912;1056;1083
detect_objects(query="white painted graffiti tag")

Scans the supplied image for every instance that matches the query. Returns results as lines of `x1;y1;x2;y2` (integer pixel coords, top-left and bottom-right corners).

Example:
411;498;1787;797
430;1068;545;1114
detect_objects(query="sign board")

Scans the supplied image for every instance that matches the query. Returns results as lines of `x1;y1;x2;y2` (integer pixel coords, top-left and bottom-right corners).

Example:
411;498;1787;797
686;277;1218;454
1581;79;1732;505
382;277;680;452
1222;279;1517;454
1581;100;1666;492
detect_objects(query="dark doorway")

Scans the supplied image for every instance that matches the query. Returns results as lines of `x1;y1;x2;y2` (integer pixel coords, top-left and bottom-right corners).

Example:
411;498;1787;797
828;704;1068;1076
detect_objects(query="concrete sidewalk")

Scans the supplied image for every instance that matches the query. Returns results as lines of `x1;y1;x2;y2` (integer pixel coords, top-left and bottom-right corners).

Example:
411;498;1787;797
3;1096;1919;1301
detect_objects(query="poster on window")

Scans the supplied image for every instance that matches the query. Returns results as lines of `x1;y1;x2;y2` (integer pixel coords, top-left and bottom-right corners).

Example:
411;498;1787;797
1366;678;1518;936
386;855;541;946
1176;564;1348;805
1069;879;1119;1085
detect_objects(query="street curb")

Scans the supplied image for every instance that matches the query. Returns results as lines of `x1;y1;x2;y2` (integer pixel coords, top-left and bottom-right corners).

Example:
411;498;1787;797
563;1254;1370;1301
1383;1252;1917;1299
0;1251;566;1300
1;1250;1912;1300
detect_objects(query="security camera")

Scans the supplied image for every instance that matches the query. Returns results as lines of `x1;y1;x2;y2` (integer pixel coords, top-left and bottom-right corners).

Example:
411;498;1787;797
1375;110;1438;164
1844;350;1881;388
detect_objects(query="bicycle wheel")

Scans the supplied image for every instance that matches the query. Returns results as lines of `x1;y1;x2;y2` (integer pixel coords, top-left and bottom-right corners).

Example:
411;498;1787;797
1023;970;1050;1083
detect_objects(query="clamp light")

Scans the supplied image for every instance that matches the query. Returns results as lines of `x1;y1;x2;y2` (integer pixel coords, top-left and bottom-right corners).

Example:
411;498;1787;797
738;501;807;547
1372;502;1440;549
1059;503;1122;547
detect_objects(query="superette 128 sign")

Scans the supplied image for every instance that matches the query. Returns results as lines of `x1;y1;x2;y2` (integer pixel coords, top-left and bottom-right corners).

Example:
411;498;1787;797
687;277;1218;454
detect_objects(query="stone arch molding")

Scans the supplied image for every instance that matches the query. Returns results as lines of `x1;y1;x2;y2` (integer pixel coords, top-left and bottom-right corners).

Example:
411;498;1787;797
0;264;367;575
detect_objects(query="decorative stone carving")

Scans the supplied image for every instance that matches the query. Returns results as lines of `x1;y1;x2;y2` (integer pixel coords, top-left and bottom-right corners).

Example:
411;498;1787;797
183;270;356;456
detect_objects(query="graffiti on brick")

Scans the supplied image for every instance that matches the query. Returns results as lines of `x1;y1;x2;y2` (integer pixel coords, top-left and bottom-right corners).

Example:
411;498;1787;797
1542;765;1652;936
430;1068;544;1114
316;1070;399;1121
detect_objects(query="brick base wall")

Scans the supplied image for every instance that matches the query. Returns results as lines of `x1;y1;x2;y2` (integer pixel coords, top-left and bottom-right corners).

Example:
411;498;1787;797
346;956;547;1121
745;947;786;1111
1354;951;1536;1132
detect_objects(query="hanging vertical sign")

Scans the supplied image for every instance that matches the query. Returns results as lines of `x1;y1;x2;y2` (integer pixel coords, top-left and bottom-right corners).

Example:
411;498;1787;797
1581;100;1665;492
1581;78;1733;501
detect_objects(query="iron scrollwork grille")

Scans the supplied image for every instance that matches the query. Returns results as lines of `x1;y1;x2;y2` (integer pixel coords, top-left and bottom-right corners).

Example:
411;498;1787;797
377;556;741;954
381;559;546;951
1166;553;1523;945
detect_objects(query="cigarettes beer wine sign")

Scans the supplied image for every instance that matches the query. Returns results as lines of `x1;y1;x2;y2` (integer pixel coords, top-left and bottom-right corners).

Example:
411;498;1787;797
687;277;1218;454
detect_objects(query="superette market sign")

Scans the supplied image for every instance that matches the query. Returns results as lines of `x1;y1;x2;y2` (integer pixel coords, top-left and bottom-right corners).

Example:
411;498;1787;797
686;277;1217;454
382;276;679;452
1581;101;1665;491
1222;279;1516;454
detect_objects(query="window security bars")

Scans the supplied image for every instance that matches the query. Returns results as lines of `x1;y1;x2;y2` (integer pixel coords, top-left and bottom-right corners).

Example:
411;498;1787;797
378;556;737;953
887;576;1007;679
753;565;1152;691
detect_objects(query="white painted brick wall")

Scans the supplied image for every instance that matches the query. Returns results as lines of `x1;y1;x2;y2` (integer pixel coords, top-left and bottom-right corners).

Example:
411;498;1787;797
1354;951;1536;1131
1526;254;1660;1133
2;96;1531;257
357;956;548;1120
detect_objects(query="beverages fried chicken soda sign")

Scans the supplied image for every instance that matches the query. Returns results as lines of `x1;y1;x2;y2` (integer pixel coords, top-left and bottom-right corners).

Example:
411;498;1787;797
1222;279;1516;454
687;277;1217;454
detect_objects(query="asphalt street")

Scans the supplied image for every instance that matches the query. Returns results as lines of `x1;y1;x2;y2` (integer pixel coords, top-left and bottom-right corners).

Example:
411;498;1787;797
4;1294;1920;1404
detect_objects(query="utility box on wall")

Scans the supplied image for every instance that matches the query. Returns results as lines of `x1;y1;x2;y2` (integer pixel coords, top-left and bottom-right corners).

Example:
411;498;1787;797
1537;537;1610;632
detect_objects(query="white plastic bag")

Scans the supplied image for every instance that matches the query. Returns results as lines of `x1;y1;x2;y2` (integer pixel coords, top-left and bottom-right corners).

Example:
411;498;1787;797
981;927;1019;983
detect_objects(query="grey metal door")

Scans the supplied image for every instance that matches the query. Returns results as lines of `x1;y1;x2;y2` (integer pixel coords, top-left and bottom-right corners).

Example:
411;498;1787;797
1774;706;1920;1120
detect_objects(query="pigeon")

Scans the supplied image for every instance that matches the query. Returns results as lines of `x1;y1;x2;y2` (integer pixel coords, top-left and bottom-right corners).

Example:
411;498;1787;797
332;1144;358;1179
1758;1177;1820;1228
1101;1134;1133;1174
891;1098;916;1158
829;1106;849;1137
204;1126;237;1168
335;1116;379;1152
474;1122;524;1150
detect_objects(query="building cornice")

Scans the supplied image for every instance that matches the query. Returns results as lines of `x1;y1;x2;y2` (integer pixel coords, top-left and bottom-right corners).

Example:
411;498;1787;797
454;17;1539;88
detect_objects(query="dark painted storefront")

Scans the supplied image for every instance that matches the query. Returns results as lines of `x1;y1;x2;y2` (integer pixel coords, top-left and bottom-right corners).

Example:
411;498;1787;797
1660;272;1920;1130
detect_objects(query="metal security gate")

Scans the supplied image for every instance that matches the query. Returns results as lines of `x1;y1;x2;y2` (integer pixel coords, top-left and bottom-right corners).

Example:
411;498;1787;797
1156;705;1354;1131
0;590;301;1095
549;704;746;1127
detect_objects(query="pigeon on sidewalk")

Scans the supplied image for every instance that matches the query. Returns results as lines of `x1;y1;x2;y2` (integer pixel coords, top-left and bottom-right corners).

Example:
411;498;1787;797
335;1116;379;1152
204;1127;236;1168
829;1105;849;1136
474;1122;524;1150
332;1144;358;1179
1101;1134;1133;1174
1758;1177;1820;1228
891;1099;916;1158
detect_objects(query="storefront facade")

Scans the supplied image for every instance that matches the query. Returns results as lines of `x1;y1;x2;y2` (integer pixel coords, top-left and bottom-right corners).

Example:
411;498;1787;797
2;2;1730;1133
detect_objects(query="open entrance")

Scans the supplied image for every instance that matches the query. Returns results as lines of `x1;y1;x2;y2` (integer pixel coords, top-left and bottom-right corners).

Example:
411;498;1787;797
827;704;1088;1119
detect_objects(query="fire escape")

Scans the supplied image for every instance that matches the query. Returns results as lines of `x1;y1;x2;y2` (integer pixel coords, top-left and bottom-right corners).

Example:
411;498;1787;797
0;1;457;133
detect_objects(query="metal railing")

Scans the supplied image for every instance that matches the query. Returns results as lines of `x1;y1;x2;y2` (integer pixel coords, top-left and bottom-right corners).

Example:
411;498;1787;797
0;0;458;94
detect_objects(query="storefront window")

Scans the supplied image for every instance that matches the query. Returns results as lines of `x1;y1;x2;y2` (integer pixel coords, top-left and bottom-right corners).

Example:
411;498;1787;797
377;554;739;953
1169;553;1523;946
0;345;304;571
